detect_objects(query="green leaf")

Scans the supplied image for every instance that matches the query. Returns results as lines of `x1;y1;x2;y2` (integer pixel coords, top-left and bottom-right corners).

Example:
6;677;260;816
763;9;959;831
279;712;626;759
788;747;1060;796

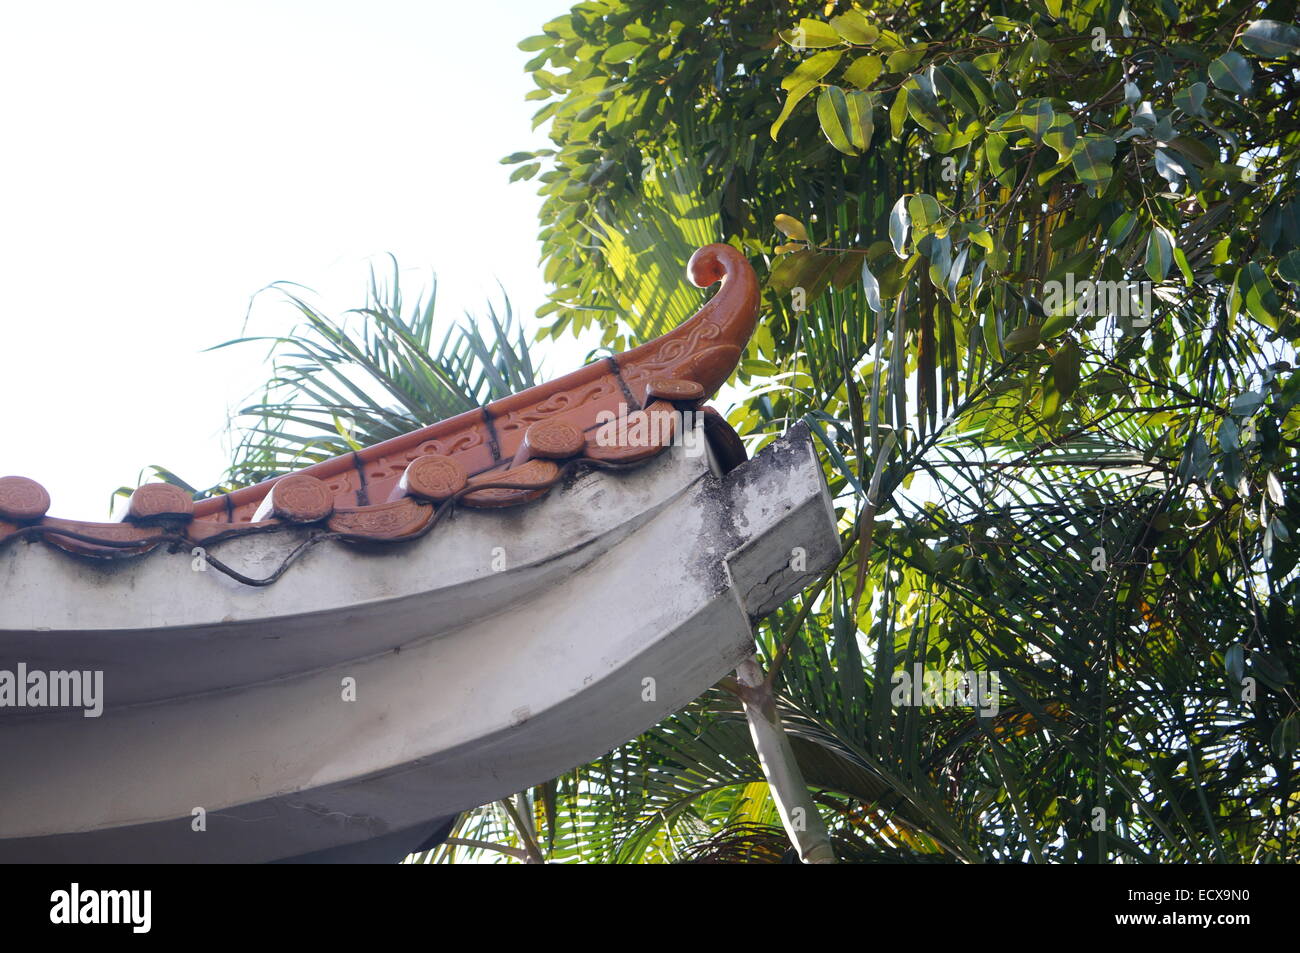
1208;52;1253;95
925;233;952;291
1043;114;1077;161
1145;225;1174;282
602;41;645;64
1218;416;1240;451
932;65;978;118
861;258;884;313
517;35;553;52
829;10;879;46
1179;433;1212;481
1234;262;1281;329
967;226;994;252
1225;644;1245;690
817;86;858;154
1004;324;1041;352
1019;98;1055;144
1168;135;1216;169
889;195;911;258
1040;309;1074;340
1107;211;1137;245
845;90;875;152
886;47;926;74
817;88;875;154
1052;337;1081;399
1229;391;1263;415
903;80;948;134
771;50;843;139
1254;650;1292;689
1174;82;1207;117
954;61;995;107
1267;471;1284;506
889;86;908;140
768;248;835;297
991;16;1026;32
1072;135;1116;195
1271;714;1300;757
982;310;1001;360
1278;250;1300;285
986;131;1015;185
907;193;943;229
844;54;884;89
946;244;969;300
780;19;843;49
509;162;541;182
1241;20;1300;59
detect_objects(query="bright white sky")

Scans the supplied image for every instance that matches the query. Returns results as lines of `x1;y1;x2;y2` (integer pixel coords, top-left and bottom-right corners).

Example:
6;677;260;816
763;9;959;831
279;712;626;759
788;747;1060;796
0;0;574;520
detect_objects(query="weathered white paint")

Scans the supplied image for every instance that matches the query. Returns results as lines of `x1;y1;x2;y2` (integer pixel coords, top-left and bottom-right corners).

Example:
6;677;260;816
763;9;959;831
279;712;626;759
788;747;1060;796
0;423;837;861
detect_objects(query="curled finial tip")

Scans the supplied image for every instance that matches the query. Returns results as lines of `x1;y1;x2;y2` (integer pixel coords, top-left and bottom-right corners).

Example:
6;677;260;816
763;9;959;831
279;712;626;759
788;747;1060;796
688;243;747;289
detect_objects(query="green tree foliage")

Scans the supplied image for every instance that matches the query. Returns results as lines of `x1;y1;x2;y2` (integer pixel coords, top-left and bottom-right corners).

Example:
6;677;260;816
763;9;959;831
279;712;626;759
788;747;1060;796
467;0;1300;862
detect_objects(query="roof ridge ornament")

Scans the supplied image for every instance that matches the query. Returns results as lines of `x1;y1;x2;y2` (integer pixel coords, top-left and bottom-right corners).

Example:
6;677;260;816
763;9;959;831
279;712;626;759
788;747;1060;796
0;245;761;575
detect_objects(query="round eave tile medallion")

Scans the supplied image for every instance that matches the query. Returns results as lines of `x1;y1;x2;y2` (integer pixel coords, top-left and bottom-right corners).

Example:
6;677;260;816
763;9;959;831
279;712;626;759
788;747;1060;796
0;476;51;523
127;483;195;523
268;474;334;523
400;454;468;502
523;419;586;459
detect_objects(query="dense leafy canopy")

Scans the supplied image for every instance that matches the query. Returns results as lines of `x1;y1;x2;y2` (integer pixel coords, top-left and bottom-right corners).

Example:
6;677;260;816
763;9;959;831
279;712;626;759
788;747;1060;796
469;0;1300;862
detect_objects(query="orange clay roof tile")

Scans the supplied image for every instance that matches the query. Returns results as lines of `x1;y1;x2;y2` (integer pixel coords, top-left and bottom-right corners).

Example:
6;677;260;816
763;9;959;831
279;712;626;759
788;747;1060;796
0;245;758;579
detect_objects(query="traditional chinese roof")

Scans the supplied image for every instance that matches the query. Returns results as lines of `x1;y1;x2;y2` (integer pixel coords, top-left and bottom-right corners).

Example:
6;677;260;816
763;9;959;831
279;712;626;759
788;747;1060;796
0;245;847;863
0;421;837;862
0;244;758;575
